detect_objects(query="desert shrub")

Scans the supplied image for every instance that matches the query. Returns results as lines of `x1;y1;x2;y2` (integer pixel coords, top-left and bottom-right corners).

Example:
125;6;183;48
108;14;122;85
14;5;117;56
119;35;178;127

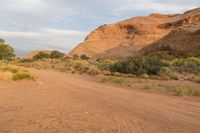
87;67;100;76
80;54;90;60
176;61;200;74
0;38;15;60
33;52;50;60
2;67;18;73
50;50;65;59
12;72;34;81
159;67;178;80
72;60;89;72
97;59;116;71
110;56;169;76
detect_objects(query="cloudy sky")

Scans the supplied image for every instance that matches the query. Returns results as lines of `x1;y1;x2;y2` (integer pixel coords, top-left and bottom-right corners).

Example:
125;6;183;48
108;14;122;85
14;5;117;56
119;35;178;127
0;0;199;54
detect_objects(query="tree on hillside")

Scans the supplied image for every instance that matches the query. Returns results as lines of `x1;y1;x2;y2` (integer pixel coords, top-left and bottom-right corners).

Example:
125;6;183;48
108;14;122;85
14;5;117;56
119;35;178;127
0;38;15;60
50;50;65;59
33;52;50;60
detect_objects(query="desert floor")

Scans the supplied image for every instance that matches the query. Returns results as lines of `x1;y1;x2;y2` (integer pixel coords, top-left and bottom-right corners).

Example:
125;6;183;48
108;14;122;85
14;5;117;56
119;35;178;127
0;69;200;133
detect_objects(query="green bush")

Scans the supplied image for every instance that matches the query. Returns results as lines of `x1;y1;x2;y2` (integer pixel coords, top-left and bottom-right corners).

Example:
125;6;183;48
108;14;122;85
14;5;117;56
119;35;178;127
19;59;33;63
110;56;169;76
33;52;50;60
50;50;65;59
0;38;15;60
12;72;34;81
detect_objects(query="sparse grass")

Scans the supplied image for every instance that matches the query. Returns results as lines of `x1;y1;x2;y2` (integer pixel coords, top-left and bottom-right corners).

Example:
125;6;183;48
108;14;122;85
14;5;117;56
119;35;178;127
163;85;200;96
101;77;124;84
101;76;139;85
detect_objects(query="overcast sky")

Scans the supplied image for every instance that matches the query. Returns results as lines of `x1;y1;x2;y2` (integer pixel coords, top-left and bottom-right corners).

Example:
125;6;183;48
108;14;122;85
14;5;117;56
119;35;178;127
0;0;199;53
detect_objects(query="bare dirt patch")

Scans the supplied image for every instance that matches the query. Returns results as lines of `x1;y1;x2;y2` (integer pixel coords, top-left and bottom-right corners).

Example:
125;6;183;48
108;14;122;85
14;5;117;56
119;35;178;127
0;69;199;133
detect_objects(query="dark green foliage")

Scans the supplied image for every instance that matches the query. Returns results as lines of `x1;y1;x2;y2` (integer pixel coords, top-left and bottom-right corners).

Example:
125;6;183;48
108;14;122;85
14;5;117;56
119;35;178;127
20;59;33;63
177;61;200;74
0;38;15;60
80;54;90;60
33;52;50;60
110;56;169;75
50;50;65;59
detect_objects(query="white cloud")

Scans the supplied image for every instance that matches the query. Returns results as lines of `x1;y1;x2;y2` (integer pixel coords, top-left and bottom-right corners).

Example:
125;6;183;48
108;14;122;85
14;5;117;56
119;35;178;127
4;0;48;13
0;29;86;37
0;28;87;51
113;0;198;14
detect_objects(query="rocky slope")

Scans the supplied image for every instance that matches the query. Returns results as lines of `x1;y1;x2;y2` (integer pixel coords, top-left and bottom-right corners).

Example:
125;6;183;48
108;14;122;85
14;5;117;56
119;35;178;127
69;14;180;57
141;8;200;56
69;8;200;58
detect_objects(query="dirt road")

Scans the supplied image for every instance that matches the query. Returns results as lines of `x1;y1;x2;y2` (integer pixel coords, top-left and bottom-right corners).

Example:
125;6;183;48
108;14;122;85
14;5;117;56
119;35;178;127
0;69;200;133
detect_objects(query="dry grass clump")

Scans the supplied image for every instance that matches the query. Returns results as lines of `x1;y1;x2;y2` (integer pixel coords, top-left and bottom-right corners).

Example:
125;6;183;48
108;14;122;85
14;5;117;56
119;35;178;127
162;85;200;96
158;67;179;80
0;71;13;81
0;66;34;81
12;72;34;81
101;76;139;85
87;67;101;76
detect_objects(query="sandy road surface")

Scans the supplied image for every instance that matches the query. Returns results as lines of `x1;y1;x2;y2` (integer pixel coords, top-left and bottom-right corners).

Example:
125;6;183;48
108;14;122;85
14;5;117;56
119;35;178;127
0;69;200;133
